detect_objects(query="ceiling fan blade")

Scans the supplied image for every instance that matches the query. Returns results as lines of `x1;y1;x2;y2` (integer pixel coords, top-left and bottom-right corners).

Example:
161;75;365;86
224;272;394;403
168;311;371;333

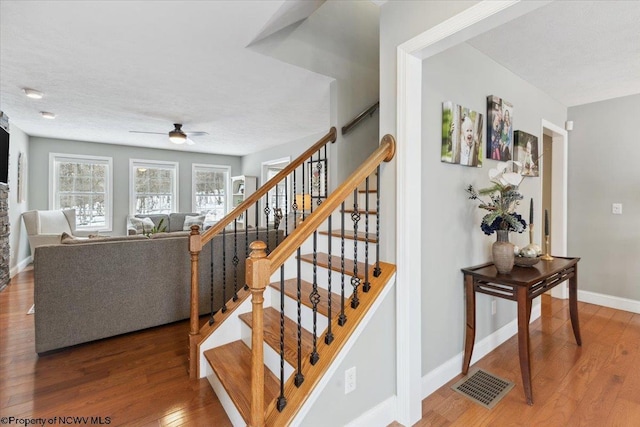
129;131;166;135
185;138;196;146
184;131;209;136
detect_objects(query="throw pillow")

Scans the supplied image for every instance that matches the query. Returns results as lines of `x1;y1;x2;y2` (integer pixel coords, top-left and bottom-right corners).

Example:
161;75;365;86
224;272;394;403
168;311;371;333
129;216;155;234
183;215;205;231
60;232;76;244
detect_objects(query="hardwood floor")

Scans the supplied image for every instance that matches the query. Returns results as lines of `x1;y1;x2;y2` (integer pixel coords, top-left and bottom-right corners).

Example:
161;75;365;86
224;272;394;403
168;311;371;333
0;266;232;426
392;294;640;426
4;266;639;426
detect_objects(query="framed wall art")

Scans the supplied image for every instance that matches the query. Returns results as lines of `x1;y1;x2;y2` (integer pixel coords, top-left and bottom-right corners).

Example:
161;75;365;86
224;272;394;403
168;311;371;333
513;131;539;177
486;95;514;161
442;101;483;167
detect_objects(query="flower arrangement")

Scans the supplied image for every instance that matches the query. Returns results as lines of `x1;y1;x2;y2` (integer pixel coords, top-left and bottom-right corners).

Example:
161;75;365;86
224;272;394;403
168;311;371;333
466;161;527;235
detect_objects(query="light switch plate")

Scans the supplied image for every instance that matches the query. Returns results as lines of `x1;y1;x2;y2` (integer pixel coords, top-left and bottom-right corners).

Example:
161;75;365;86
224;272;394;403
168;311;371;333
612;203;622;215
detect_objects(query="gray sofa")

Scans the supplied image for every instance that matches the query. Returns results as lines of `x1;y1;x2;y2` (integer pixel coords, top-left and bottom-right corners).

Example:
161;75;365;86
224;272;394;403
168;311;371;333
126;212;202;235
34;228;283;353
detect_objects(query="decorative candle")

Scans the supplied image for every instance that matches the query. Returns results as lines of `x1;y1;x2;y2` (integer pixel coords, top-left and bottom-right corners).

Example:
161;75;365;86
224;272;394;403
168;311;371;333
545;209;549;236
530;198;534;224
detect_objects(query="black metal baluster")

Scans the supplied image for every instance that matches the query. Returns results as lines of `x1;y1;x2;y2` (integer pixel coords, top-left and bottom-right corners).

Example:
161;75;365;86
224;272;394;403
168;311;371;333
309;228;320;365
277;264;287;411
325;213;334;344
374;165;382;277
301;162;306;221
222;228;227;312
351;189;361;309
274;181;280;246
244;208;249;291
292;169;298;231
264;193;271;255
323;144;328;202
209;239;215;325
294;246;304;387
310;154;314;215
232;219;239;301
338;201;347;326
363;177;371;293
284;176;289;237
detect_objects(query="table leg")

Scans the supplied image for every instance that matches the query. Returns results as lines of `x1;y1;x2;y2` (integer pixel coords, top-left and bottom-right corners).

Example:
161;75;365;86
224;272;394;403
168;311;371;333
517;286;533;405
569;267;582;346
462;274;476;375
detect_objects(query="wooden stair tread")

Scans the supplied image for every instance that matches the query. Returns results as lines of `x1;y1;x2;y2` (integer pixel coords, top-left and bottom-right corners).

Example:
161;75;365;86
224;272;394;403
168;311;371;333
358;189;377;193
319;229;378;243
342;209;377;215
238;307;314;367
269;278;341;319
299;252;374;280
204;340;280;424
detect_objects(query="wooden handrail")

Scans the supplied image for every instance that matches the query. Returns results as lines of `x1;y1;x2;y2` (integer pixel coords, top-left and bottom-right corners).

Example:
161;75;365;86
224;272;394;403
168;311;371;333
267;134;395;276
245;134;395;422
341;101;379;136
187;127;336;378
194;127;337;248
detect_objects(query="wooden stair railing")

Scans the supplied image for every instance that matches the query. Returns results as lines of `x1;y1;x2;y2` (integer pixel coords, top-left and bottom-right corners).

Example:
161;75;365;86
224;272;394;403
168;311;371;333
188;127;337;379
245;134;396;426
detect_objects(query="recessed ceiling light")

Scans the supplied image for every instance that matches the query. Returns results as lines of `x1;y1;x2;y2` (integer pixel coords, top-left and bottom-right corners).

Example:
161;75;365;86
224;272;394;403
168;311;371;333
23;88;44;99
41;111;56;119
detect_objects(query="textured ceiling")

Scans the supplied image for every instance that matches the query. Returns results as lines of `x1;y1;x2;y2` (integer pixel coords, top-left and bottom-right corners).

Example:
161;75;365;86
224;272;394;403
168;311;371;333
0;1;333;155
468;0;640;107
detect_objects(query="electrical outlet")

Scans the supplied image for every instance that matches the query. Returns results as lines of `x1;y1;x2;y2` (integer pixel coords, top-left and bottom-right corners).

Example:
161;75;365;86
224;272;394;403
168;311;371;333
345;367;356;394
612;203;623;215
491;299;497;315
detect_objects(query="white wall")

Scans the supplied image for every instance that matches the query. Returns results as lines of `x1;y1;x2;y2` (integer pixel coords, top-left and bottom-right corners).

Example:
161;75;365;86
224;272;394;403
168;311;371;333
241;131;326;180
420;42;566;374
249;0;380;187
568;94;640;302
7;124;30;274
28;137;241;237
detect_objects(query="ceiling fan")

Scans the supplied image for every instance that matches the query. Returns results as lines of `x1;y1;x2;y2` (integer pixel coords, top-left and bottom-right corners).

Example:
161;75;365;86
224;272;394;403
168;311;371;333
129;123;209;145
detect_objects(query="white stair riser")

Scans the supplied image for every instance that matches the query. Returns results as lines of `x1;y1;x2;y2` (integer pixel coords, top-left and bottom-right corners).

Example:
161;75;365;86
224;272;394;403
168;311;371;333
205;367;245;427
272;261;355;298
240;321;294;380
270;286;329;335
300;235;375;261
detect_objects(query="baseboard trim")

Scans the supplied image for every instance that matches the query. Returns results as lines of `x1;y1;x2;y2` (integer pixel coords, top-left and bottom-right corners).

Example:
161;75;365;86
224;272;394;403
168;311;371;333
578;290;640;314
10;256;32;278
421;303;541;398
345;396;397;427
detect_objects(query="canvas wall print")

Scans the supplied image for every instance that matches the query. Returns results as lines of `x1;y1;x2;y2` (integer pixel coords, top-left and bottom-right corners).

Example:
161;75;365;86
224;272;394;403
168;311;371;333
486;95;514;161
514;130;539;177
441;101;483;167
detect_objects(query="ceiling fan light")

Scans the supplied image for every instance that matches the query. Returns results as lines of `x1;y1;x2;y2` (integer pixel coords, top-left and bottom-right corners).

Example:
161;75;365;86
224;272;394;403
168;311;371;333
24;88;44;99
168;131;187;144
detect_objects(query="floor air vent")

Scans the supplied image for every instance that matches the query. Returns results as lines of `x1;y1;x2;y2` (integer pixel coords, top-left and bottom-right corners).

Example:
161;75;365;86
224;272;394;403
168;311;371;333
451;368;514;409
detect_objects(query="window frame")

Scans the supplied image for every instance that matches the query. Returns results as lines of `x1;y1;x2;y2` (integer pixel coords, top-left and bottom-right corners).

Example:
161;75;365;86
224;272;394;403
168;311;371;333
191;163;231;223
49;152;113;232
129;159;179;215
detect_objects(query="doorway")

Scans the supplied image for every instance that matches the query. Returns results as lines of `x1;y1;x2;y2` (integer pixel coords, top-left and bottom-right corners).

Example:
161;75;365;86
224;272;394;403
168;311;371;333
541;119;569;299
261;157;291;227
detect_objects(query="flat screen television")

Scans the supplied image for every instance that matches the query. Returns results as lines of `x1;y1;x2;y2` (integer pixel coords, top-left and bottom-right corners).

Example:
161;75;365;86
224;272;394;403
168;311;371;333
0;127;9;184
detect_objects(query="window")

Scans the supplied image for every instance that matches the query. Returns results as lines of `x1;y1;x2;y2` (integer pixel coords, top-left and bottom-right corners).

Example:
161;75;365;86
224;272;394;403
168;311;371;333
50;153;113;231
192;164;230;223
130;160;178;214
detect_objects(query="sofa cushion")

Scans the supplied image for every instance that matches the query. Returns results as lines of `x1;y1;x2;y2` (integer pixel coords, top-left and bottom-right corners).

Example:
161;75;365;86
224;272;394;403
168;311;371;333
61;232;147;244
129;217;156;234
167;212;199;232
183;215;205;231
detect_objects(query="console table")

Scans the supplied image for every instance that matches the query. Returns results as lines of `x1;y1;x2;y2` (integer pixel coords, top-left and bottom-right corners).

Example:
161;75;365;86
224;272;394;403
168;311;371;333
461;257;581;405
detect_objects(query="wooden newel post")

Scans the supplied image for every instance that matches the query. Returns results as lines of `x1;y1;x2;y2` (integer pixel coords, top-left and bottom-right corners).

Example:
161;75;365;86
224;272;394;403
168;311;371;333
247;240;270;427
188;225;202;379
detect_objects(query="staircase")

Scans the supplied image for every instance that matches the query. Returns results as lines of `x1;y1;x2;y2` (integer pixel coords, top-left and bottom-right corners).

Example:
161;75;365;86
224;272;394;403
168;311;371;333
186;129;396;426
